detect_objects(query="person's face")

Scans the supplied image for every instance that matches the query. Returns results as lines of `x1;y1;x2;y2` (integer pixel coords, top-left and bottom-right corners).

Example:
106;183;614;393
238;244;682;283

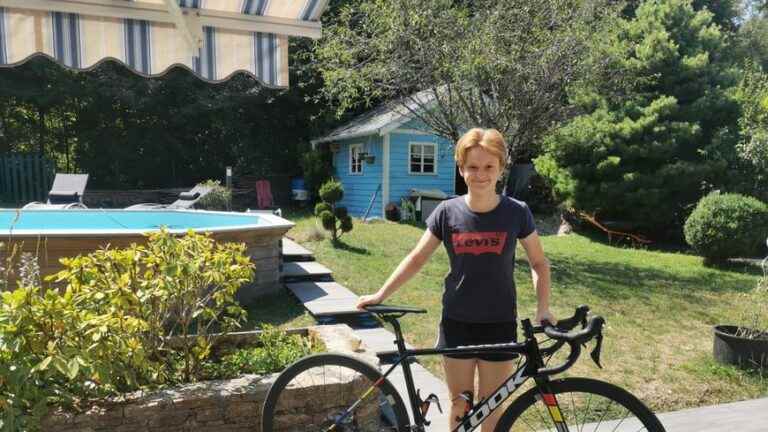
459;146;502;194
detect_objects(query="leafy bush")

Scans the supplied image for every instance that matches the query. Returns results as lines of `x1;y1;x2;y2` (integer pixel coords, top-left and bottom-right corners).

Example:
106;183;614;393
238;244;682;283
199;325;320;380
0;230;253;430
196;179;232;210
684;192;768;262
300;149;333;201
315;179;353;243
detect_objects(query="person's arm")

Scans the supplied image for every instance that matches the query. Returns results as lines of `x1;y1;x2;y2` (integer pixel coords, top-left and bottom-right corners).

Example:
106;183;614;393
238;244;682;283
356;229;441;309
519;231;556;324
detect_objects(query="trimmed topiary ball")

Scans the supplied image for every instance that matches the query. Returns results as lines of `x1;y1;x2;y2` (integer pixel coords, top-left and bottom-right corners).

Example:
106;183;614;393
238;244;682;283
314;202;332;217
684;192;768;262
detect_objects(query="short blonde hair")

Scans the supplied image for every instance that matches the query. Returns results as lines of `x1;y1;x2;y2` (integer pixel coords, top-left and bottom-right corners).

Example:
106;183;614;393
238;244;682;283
454;128;508;168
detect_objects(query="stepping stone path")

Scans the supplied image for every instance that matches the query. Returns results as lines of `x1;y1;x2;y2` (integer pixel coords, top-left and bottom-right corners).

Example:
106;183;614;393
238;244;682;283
284;281;360;317
281;238;314;261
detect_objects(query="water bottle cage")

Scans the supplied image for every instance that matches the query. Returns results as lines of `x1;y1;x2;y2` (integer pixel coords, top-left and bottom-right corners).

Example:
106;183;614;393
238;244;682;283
417;390;443;426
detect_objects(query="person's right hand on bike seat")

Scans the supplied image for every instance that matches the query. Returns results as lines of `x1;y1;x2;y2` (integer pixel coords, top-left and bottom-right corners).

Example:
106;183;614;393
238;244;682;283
356;292;384;310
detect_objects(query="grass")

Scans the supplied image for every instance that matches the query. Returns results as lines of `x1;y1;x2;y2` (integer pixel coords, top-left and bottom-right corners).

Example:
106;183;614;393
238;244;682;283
248;207;768;414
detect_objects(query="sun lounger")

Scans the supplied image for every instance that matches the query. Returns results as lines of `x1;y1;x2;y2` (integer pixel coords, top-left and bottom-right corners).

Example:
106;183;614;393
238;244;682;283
22;173;89;209
126;184;214;210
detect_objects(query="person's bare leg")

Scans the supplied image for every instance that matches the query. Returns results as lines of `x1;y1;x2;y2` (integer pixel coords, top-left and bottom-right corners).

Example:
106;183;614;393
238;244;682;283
477;358;516;432
443;356;477;431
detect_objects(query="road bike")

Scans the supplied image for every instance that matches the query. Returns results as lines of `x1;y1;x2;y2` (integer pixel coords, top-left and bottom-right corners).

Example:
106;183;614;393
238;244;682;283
261;304;666;432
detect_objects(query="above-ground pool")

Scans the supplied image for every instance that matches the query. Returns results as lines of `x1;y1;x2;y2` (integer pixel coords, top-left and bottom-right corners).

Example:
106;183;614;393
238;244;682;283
0;209;294;298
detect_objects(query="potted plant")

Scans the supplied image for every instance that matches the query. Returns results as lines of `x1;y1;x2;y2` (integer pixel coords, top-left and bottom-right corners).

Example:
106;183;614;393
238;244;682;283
713;251;768;371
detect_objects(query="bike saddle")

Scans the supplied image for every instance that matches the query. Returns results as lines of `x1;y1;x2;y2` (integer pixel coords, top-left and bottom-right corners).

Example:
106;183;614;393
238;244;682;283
363;304;427;315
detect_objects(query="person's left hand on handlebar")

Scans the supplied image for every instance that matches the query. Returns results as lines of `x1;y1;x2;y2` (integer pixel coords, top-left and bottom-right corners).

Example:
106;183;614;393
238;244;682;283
535;308;557;326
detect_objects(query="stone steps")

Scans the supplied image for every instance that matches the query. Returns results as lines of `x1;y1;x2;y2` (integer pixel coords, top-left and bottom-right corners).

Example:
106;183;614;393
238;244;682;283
281;237;314;262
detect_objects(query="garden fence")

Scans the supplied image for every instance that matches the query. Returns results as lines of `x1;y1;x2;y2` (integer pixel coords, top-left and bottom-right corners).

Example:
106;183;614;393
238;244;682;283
0;154;55;204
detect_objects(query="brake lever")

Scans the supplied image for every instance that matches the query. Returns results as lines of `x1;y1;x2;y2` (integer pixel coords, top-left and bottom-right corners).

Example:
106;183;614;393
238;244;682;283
590;333;604;369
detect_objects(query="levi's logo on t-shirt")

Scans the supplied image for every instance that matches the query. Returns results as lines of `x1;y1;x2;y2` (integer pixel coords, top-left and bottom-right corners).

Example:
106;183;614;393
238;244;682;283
451;232;507;255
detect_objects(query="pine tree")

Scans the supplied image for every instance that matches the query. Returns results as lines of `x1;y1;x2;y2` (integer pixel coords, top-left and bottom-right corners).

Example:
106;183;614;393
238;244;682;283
536;0;739;238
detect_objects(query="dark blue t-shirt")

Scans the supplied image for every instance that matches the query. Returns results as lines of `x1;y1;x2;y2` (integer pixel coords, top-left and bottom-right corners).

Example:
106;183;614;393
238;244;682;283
426;195;536;323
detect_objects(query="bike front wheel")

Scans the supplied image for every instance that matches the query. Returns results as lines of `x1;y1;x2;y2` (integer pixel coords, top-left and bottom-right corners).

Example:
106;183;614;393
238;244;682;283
261;353;411;432
495;377;666;432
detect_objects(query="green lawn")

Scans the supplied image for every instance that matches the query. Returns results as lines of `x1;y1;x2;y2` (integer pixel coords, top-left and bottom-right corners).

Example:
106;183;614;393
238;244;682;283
248;208;768;413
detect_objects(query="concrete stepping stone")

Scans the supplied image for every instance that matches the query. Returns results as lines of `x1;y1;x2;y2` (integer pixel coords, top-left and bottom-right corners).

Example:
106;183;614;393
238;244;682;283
281;261;332;282
285;281;363;316
281;238;314;262
354;327;416;362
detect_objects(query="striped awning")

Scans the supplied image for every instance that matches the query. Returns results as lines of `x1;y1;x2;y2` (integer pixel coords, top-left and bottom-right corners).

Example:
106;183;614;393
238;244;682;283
0;0;328;87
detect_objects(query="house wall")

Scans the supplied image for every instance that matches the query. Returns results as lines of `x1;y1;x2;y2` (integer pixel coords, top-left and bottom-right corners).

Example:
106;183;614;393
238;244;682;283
332;135;384;218
387;124;455;208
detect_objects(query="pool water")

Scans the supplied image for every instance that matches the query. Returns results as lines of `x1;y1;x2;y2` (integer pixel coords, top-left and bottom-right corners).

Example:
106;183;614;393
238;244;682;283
0;210;263;233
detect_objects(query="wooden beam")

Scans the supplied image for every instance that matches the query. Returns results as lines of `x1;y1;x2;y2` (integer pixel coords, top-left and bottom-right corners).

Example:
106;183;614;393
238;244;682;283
0;0;322;39
162;0;202;52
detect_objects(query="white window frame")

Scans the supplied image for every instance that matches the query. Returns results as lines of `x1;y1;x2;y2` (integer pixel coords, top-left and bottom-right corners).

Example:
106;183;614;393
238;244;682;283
349;143;364;175
408;142;437;175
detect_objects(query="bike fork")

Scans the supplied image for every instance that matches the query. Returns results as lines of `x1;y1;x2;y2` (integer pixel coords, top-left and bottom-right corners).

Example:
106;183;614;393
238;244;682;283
536;378;570;432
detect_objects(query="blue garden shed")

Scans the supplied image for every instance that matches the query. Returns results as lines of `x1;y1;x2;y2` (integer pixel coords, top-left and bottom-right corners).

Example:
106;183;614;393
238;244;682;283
312;101;459;219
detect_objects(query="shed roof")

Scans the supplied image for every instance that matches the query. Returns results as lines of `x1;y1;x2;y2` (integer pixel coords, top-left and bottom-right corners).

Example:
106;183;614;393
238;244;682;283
311;90;435;146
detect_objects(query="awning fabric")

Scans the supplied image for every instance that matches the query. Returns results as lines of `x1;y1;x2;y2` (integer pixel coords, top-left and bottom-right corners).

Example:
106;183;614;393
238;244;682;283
0;0;328;87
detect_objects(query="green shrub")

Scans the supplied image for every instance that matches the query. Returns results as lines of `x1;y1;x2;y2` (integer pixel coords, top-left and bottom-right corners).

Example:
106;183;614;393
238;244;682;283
684;192;768;262
300;149;333;201
314;179;353;243
199;325;321;380
196;179;231;210
0;230;253;430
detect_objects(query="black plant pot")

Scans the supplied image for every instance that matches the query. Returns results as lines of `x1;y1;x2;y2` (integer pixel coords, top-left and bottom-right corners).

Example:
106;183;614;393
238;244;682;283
713;325;768;370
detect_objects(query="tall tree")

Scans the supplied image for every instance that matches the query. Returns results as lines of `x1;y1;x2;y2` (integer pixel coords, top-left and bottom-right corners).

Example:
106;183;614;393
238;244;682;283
536;0;739;238
314;0;620;166
734;65;768;200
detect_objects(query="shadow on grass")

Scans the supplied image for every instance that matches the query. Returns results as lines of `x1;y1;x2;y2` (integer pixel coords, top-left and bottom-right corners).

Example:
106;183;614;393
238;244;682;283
242;291;310;329
572;224;689;254
519;252;757;305
331;239;370;255
702;258;766;276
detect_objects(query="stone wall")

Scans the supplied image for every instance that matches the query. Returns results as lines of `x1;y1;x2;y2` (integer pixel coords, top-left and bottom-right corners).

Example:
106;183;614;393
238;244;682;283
41;325;371;432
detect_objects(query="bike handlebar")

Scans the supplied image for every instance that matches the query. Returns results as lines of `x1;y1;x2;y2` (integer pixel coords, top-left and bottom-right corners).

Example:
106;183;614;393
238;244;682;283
531;305;606;374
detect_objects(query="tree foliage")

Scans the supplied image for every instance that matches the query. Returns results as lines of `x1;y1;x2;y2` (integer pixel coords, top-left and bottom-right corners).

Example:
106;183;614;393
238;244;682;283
536;0;739;237
0;46;343;189
314;0;621;163
735;65;768;199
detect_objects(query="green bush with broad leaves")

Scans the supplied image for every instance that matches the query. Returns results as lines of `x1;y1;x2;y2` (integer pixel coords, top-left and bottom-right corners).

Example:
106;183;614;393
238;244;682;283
0;229;253;431
684;192;768;263
314;179;353;243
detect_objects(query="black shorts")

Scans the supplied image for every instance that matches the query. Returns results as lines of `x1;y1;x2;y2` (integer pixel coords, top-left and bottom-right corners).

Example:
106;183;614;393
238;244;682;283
436;317;518;362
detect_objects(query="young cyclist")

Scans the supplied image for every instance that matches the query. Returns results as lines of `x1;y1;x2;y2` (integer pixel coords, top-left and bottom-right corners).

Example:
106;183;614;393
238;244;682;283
357;127;556;431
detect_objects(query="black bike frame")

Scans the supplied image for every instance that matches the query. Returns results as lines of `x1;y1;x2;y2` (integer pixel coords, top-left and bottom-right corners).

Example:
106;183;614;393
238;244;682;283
377;316;559;432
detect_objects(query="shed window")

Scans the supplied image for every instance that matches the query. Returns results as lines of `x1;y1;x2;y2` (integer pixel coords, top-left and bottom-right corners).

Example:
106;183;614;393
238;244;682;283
350;144;363;174
409;143;436;174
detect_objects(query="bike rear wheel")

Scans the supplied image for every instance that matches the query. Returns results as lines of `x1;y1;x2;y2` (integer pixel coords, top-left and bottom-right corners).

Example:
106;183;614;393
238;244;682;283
495;377;665;432
261;353;410;432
